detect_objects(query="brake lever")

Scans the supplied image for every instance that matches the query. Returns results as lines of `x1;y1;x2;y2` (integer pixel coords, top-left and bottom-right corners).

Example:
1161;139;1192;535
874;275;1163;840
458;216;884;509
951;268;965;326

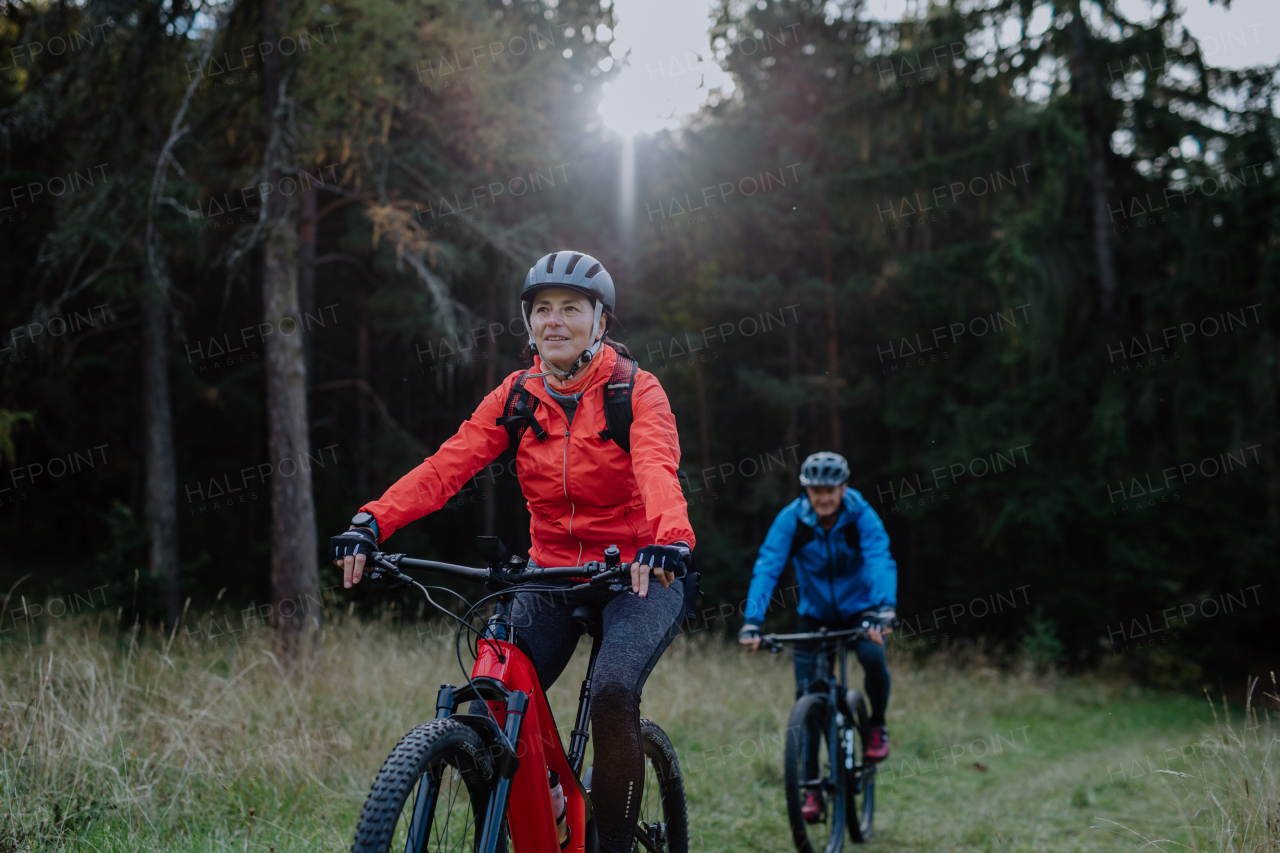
367;554;413;590
588;565;626;586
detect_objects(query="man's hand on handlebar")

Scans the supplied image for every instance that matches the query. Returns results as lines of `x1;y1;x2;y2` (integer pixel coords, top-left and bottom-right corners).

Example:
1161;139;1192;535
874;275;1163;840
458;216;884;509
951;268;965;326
330;527;378;588
865;607;897;646
738;623;763;652
630;543;689;598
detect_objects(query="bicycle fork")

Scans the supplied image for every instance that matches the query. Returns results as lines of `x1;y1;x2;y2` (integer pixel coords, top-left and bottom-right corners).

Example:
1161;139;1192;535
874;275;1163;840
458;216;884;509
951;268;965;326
427;680;529;853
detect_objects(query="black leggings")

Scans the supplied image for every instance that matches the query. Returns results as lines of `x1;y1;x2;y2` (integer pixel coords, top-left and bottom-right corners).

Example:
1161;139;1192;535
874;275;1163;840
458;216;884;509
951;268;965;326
507;581;684;853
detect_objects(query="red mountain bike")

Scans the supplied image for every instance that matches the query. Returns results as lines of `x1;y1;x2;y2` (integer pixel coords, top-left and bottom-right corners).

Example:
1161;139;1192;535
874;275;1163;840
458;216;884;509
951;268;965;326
350;538;691;853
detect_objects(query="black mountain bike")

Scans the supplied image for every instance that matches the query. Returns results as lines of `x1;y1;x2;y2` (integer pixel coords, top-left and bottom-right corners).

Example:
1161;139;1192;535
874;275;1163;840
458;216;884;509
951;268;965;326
761;615;896;853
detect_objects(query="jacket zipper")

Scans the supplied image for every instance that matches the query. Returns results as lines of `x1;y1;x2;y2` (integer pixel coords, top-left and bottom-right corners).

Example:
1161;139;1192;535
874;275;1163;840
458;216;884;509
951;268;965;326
824;531;840;622
624;509;640;554
559;402;584;566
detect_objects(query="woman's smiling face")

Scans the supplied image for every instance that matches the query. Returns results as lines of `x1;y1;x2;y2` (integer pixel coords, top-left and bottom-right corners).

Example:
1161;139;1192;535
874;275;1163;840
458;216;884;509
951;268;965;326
529;288;604;369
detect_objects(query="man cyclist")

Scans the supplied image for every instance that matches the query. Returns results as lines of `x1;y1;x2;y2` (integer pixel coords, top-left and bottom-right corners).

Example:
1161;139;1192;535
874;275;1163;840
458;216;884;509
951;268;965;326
739;451;897;815
330;251;693;853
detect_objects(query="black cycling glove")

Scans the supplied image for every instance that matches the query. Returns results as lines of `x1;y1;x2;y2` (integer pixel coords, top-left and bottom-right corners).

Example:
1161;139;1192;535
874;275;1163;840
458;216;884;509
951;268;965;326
329;527;378;564
633;542;690;575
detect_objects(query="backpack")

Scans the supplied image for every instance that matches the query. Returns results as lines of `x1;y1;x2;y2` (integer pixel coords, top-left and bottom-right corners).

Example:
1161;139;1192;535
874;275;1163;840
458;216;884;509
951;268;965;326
787;511;862;567
496;355;639;452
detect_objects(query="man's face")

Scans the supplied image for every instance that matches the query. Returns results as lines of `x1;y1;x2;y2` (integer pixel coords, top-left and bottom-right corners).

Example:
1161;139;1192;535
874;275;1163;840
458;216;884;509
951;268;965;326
805;484;847;516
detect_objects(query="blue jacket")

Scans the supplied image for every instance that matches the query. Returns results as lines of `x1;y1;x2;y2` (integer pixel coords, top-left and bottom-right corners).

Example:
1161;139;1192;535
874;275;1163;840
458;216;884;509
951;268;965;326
744;489;897;625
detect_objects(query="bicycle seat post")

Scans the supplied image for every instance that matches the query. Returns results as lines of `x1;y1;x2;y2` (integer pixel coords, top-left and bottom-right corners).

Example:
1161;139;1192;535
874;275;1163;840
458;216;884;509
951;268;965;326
566;605;604;777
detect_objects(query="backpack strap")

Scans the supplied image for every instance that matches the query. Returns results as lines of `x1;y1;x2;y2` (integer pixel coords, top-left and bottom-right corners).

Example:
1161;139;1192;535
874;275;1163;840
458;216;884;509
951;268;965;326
496;370;548;450
842;520;863;568
597;355;639;453
788;514;815;563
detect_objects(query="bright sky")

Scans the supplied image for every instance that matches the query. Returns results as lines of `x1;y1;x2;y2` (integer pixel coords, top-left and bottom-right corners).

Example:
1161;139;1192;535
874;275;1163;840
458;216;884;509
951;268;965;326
597;0;1280;137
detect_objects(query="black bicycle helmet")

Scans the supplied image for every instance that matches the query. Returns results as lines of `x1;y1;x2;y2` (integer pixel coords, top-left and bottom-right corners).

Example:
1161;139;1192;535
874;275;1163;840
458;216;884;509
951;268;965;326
799;451;850;487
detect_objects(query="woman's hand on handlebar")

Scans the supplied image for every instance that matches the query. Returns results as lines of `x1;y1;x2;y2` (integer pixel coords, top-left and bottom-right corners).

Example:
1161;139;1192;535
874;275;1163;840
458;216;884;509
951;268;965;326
330;527;378;588
630;543;688;598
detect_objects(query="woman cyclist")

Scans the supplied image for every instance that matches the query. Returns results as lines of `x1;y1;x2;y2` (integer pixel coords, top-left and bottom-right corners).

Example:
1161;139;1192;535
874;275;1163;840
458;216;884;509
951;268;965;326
329;251;695;853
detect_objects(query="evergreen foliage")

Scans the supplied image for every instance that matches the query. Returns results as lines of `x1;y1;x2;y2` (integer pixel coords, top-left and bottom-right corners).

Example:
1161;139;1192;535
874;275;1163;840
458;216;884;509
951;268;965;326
0;0;1273;682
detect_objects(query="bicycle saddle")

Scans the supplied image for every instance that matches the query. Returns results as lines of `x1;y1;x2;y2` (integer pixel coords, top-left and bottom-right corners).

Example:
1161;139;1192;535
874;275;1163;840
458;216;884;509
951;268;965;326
571;606;602;637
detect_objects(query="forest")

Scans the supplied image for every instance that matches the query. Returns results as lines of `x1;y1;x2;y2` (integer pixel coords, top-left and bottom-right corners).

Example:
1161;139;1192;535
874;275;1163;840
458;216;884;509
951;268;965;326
1;0;1276;687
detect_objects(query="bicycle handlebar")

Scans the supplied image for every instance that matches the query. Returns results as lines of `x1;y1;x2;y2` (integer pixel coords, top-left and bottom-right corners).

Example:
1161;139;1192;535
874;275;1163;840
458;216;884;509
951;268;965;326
759;617;900;654
364;551;642;590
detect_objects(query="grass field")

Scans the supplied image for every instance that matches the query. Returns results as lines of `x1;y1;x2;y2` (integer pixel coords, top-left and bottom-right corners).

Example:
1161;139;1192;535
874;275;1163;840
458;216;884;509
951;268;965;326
0;610;1275;852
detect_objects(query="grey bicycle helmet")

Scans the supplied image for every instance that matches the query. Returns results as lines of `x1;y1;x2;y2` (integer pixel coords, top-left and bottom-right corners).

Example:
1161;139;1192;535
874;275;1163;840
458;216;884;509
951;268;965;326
799;451;850;487
522;251;615;314
520;251;615;380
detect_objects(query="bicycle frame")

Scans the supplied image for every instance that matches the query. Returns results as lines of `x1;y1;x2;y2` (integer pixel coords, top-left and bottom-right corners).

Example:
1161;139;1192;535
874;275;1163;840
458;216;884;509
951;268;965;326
362;542;690;853
803;638;859;790
769;626;883;793
426;594;600;853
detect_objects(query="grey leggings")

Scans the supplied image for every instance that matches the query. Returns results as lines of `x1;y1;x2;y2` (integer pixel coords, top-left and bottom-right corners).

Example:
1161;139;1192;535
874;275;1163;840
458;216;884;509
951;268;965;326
507;581;684;853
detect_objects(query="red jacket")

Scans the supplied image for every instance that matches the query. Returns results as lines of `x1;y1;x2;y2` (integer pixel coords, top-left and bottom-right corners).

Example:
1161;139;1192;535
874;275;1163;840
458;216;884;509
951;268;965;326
361;345;695;566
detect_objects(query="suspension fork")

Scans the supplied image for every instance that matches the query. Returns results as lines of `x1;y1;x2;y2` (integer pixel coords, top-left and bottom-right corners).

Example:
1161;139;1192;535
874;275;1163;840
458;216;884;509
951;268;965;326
421;679;527;853
838;642;850;714
478;692;529;853
828;662;843;787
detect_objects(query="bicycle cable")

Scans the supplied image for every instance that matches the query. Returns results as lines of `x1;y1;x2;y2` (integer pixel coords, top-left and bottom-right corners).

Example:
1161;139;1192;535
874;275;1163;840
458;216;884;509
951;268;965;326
413;582;483;639
402;563;628;737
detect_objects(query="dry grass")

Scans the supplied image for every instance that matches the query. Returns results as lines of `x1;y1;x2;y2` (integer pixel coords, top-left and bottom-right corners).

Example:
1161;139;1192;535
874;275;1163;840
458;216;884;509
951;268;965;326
0;610;1272;852
1103;680;1280;853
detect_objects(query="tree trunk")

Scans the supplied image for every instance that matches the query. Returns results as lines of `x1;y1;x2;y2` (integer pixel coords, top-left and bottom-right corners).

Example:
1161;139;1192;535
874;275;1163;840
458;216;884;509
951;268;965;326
784;275;799;483
821;209;842;451
356;284;370;497
141;284;180;622
1069;9;1119;315
299;184;317;373
264;0;320;658
483;276;497;536
691;353;714;531
1085;133;1119;314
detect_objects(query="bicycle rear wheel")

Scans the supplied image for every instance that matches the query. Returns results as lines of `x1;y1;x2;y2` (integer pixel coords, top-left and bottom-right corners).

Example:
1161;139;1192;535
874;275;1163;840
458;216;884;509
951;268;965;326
784;694;846;853
636;719;689;853
351;719;494;853
844;690;875;844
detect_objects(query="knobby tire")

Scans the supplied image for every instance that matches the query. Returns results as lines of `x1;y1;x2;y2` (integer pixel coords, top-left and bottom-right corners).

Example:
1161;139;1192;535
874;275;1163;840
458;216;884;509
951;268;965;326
784;693;846;853
351;719;493;853
636;719;689;853
844;689;875;844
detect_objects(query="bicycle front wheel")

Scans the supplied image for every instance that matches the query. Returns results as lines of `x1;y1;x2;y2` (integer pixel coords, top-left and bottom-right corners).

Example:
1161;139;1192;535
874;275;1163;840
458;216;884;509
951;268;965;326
844;689;875;844
636;719;689;853
351;719;494;853
784;694;846;853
